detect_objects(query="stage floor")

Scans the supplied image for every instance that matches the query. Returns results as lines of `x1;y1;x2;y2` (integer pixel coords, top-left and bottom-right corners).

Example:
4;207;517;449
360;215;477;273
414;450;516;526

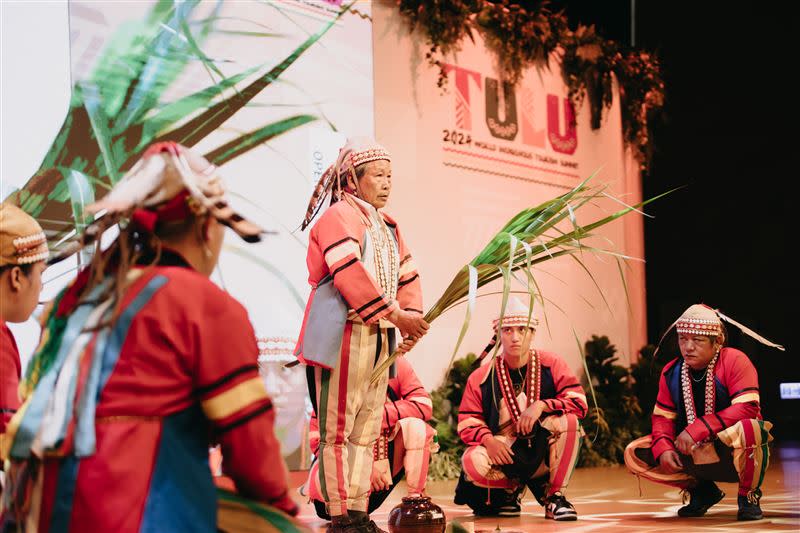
291;444;800;532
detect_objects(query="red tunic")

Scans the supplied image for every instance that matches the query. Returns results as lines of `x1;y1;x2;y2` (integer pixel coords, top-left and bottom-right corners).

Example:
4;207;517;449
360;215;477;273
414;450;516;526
294;195;423;369
6;265;296;532
650;347;762;460
457;351;587;446
0;320;21;436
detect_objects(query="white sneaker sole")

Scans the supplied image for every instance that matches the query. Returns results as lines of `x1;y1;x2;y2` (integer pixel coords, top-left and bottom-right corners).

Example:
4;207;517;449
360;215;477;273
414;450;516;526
545;510;578;521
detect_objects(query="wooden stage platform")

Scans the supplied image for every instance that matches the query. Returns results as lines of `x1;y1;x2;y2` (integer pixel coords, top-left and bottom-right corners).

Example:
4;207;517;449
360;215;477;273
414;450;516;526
290;444;800;532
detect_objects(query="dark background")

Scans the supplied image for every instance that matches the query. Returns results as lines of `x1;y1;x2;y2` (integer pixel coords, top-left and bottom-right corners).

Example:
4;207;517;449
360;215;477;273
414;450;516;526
544;1;797;438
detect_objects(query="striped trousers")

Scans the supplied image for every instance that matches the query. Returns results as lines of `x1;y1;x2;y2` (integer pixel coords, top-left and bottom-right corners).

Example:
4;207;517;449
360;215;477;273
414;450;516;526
306;417;438;518
624;419;772;498
306;321;390;517
461;413;584;497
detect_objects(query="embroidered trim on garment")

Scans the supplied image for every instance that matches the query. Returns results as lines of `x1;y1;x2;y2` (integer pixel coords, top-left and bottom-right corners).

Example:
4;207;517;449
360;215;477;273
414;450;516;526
681;353;718;428
349;148;391;168
676;317;721;337
367;213;399;301
496;350;541;428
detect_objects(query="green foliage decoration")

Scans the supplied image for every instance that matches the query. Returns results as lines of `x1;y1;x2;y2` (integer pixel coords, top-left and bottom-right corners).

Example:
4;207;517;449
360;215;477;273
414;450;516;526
396;0;665;169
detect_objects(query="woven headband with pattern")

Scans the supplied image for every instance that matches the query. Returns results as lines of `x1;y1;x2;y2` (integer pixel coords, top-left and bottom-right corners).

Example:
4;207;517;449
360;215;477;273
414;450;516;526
349;148;391;168
675;317;722;337
492;315;540;330
655;304;785;356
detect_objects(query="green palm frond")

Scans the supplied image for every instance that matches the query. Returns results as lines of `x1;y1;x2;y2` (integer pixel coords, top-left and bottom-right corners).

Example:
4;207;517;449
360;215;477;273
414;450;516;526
205;115;318;166
370;179;674;383
7;1;349;251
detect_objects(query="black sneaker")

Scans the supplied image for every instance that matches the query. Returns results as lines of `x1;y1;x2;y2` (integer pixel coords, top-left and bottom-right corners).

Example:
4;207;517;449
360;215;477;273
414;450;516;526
677;481;725;517
471;488;521;517
497;500;521;517
544;492;578;521
737;489;763;521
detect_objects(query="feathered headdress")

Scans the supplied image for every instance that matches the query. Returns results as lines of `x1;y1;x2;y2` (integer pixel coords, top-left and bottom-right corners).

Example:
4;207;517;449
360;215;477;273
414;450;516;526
49;142;264;264
656;303;785;355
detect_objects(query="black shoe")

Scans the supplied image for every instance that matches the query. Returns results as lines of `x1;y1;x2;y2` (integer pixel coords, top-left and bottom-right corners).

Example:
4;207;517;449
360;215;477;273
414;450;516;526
453;472;471;505
472;506;499;517
544;492;577;521
677;481;725;518
497;500;521;517
313;499;332;521
737;489;763;521
469;487;521;517
348;510;387;533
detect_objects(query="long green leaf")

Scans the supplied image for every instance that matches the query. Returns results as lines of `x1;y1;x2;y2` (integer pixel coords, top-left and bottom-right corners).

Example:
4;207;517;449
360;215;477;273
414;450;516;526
89;0;180;118
80;83;120;183
113;1;206;131
615;256;634;315
157;2;351;148
63;169;95;231
205;115;317;166
444;266;478;377
370;177;674;383
137;64;263;149
573;327;603;443
179;17;225;80
568;253;612;315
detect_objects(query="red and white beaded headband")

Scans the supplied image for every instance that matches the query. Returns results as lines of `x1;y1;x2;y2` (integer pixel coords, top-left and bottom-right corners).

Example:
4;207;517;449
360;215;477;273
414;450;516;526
675;317;722;337
492;315;540;331
348;148;391;169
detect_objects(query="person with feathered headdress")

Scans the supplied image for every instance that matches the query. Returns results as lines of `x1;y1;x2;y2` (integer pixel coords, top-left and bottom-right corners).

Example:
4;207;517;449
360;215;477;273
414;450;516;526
295;137;429;533
0;143;305;532
624;303;784;521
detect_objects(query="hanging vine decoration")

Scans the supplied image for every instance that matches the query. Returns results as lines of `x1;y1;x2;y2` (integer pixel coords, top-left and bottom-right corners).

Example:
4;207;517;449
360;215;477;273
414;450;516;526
396;0;665;170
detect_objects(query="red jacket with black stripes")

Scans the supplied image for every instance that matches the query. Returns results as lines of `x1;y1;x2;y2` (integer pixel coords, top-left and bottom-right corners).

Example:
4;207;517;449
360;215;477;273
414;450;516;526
295;194;423;368
650;347;762;460
457;351;587;446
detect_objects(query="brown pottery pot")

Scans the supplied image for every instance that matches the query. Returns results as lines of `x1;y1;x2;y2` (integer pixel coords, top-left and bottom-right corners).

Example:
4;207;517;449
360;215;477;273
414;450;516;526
387;495;446;533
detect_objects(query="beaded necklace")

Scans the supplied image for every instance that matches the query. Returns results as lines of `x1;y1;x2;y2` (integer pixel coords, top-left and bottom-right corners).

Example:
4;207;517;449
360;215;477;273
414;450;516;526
681;352;719;426
367;214;398;300
496;350;541;426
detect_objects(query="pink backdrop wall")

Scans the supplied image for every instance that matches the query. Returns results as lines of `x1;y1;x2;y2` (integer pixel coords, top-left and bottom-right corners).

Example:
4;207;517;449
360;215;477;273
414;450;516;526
372;1;647;388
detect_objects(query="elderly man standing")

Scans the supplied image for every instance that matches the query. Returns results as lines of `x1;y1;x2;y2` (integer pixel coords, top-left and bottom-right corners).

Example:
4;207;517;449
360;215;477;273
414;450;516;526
454;297;586;521
295;137;429;533
625;304;779;521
